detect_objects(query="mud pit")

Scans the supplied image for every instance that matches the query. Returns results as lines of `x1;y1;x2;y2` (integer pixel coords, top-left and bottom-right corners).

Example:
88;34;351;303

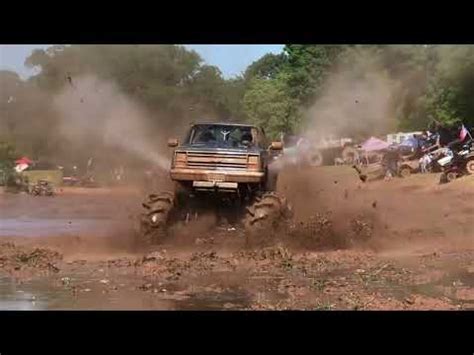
0;167;473;310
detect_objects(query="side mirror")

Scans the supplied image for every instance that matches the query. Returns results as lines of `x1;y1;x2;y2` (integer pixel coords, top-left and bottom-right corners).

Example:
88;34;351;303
270;141;283;150
168;138;179;148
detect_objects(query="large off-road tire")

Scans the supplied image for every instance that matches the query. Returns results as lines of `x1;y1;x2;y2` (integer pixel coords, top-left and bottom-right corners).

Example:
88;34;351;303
45;186;55;196
31;185;42;196
341;146;359;165
244;192;292;246
308;150;324;167
138;191;175;246
446;171;458;182
466;159;474;174
399;165;412;178
439;171;457;184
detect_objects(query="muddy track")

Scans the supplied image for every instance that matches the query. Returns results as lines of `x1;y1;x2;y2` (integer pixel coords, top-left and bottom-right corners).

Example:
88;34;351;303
0;167;473;309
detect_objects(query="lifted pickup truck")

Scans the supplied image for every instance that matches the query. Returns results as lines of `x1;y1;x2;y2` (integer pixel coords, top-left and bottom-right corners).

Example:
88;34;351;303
138;122;292;245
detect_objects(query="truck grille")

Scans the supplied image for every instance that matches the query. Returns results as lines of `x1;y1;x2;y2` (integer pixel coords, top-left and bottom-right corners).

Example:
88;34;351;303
185;151;249;170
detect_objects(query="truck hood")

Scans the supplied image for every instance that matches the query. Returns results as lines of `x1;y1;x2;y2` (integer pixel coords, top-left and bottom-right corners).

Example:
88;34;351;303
176;145;261;154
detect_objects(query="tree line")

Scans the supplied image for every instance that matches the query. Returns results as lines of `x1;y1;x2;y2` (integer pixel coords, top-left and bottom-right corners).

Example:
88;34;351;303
2;44;474;162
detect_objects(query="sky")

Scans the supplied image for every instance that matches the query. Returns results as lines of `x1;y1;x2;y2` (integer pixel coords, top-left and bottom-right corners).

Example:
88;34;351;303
0;45;284;79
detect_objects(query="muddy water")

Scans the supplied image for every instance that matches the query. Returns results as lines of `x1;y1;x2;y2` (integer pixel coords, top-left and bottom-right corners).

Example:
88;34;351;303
1;173;474;310
0;191;137;236
0;218;126;238
0;191;251;310
0;274;252;310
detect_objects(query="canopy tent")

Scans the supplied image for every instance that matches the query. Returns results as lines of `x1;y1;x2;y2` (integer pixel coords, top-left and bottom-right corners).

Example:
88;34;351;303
14;156;33;173
15;157;33;165
361;137;390;152
399;136;420;149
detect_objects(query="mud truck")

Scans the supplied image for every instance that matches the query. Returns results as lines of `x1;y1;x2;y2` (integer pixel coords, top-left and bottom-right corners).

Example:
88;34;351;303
138;122;292;245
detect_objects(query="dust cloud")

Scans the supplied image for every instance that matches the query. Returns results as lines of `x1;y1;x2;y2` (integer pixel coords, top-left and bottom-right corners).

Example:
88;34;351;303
302;47;402;141
53;75;170;170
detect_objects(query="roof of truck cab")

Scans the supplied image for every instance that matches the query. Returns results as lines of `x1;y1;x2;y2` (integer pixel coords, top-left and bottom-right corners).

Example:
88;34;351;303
191;122;257;128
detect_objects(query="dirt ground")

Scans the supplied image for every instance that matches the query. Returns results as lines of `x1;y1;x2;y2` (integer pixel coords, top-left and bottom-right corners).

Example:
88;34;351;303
0;166;472;310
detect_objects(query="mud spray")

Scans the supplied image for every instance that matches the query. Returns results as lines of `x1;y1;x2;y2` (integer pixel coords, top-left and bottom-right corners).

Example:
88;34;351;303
53;75;170;171
303;48;401;140
39;48;474;255
275;46;473;253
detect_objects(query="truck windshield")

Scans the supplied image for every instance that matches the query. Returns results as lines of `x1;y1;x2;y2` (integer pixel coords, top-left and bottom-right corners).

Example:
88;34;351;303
186;125;256;149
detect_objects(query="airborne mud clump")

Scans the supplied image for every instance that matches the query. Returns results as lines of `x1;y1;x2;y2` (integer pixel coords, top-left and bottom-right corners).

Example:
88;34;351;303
285;212;375;250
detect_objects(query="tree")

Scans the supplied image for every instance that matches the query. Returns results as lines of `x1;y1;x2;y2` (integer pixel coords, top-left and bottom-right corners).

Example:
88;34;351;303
243;73;295;139
424;45;474;127
243;53;287;81
283;45;348;105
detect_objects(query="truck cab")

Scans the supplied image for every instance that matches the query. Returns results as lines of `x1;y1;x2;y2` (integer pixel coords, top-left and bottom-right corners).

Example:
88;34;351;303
168;123;282;193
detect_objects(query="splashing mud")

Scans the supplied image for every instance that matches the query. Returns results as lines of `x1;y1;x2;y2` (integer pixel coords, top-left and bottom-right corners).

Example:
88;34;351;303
53;75;170;170
1;166;473;309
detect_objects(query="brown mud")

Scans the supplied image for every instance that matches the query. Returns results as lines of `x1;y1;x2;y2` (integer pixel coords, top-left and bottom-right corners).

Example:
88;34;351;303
0;167;472;310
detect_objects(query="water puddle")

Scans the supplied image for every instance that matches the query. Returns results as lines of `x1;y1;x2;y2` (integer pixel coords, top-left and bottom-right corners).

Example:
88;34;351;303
380;266;474;308
172;289;251;310
0;273;253;310
0;218;126;238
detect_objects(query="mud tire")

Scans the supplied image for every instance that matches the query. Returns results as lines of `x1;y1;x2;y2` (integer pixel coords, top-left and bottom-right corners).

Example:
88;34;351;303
446;171;457;182
244;192;292;247
341;146;359;165
440;171;457;184
31;185;41;196
137;191;175;246
399;166;411;178
308;150;324;167
466;159;474;175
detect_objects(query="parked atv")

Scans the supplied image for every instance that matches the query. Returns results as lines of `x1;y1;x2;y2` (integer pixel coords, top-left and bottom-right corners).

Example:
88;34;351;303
437;139;474;183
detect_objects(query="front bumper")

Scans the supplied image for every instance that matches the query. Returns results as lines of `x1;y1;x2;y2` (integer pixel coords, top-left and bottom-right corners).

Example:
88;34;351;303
170;168;265;183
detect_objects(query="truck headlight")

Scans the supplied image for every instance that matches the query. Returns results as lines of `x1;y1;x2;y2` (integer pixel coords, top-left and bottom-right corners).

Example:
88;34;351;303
248;155;260;170
174;152;187;168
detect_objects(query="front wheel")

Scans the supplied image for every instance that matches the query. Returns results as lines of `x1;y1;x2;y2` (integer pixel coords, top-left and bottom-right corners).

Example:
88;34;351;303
308;150;324;167
137;191;175;246
243;192;292;247
399;166;411;178
466;159;474;174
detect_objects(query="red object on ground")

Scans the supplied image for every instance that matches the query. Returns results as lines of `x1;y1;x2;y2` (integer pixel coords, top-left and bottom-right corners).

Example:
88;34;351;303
15;157;33;165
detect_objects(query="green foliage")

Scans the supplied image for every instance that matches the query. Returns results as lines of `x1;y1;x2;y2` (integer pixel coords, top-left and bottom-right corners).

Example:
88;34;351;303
0;141;16;163
5;45;246;161
244;44;474;136
283;45;347;105
244;53;287;81
243;73;296;139
6;44;474;163
0;141;16;186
